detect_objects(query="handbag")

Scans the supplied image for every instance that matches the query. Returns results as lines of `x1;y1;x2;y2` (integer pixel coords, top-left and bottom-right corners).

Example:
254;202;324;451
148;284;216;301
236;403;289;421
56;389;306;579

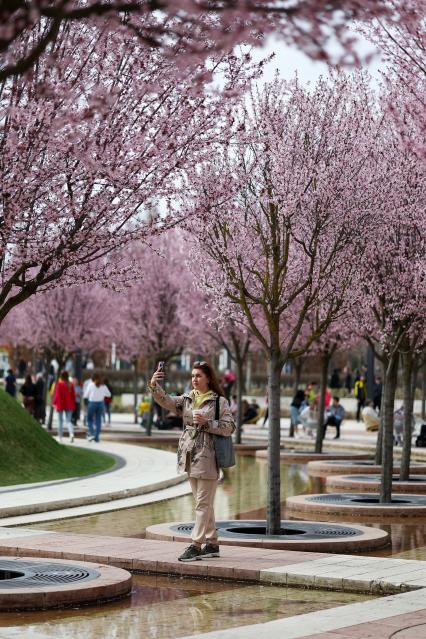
213;396;235;468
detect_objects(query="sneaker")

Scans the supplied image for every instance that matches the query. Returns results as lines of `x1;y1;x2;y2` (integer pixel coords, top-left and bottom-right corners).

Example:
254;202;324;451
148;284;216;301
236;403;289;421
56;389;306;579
69;434;74;443
201;543;220;559
87;435;95;442
178;544;203;562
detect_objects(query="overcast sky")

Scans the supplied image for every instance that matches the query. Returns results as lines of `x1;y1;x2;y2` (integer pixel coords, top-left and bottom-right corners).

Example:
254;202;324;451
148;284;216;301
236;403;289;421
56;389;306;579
251;33;383;87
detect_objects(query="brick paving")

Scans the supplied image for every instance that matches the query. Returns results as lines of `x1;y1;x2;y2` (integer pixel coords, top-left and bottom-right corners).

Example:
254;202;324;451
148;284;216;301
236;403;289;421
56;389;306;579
297;610;426;639
0;530;327;580
0;528;425;638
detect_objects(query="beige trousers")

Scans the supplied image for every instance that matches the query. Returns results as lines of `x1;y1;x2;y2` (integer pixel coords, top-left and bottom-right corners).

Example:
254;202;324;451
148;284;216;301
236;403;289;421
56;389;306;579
188;477;218;546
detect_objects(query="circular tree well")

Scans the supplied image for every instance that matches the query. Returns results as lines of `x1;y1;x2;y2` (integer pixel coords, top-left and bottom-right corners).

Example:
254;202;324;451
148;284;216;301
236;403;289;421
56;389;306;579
146;519;388;552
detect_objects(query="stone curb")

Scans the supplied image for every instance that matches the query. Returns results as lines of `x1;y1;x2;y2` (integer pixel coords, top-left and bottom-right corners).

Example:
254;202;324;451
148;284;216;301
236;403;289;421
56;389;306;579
307;460;426;477
0;473;186;518
255;450;372;463
0;442;187;518
327;474;426;494
145;520;389;553
286;493;426;520
0;555;131;610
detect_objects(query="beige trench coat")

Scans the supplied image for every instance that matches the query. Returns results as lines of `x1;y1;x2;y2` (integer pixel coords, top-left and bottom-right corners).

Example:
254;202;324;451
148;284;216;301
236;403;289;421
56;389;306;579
149;383;235;479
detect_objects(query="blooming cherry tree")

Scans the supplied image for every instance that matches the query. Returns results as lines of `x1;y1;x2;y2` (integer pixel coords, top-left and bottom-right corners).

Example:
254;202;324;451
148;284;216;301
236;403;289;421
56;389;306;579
3;284;112;426
112;237;190;427
353;129;426;501
207;319;252;444
181;274;253;443
303;312;359;453
183;73;388;533
0;22;247;325
364;1;425;159
1;1;402;81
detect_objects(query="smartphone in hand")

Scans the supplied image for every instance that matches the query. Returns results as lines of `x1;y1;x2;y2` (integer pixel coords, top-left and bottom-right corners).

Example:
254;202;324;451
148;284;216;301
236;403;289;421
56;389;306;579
157;361;165;387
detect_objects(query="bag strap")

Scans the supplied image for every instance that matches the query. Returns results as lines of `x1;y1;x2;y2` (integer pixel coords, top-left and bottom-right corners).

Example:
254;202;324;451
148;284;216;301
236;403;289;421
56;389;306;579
215;396;220;421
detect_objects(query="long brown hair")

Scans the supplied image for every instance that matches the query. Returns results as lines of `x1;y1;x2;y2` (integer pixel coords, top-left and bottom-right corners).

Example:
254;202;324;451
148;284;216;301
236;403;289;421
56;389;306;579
192;361;224;397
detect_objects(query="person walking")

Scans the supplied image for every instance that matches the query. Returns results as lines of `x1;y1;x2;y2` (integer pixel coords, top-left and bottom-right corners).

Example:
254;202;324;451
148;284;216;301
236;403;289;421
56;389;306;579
149;360;235;562
84;374;111;442
343;367;352;395
20;374;37;415
373;377;383;413
289;389;305;437
34;373;45;423
53;371;76;442
354;375;367;422
4;369;17;398
71;378;83;426
82;377;92;426
329;368;341;390
103;378;113;425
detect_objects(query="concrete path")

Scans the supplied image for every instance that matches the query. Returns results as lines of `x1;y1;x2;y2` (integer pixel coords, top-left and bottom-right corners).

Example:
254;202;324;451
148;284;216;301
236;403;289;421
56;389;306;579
0;529;425;639
76;415;426;461
0;441;189;523
67;412;424;449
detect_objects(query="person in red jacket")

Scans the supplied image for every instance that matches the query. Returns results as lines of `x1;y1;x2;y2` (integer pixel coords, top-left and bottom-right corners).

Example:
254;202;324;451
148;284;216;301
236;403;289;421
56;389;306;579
53;370;76;442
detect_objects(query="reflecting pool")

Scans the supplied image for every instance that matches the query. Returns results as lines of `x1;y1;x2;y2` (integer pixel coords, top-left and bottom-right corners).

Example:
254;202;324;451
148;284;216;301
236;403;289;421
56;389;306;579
0;573;374;639
25;456;309;537
24;450;426;559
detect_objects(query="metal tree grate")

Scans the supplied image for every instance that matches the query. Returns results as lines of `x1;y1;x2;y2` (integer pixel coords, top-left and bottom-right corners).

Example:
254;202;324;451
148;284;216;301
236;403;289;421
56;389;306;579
306;493;426;506
0;560;100;589
171;520;362;540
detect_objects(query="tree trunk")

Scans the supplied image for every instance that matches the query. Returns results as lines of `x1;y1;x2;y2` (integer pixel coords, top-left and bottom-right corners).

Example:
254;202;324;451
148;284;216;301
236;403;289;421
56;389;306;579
235;359;244;445
400;348;414;481
293;357;303;396
375;421;383;465
422;362;426;421
315;351;330;454
266;350;283;535
375;361;386;465
133;359;139;424
245;352;252;395
380;353;399;503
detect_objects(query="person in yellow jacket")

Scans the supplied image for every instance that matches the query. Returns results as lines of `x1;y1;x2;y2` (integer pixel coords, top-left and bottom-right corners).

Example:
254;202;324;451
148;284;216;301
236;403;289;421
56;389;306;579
354;375;367;421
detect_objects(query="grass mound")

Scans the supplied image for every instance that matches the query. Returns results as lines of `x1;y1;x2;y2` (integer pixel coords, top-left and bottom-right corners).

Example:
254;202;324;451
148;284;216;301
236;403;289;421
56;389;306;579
0;388;115;486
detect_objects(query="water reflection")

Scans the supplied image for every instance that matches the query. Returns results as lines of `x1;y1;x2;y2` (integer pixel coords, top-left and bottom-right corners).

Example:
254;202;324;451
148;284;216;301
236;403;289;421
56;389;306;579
26;457;308;538
0;574;373;638
24;450;426;559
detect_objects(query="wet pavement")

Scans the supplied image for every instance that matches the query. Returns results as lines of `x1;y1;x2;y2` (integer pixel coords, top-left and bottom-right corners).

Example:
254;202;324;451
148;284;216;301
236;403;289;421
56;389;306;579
0;573;373;638
4;446;426;639
24;454;426;561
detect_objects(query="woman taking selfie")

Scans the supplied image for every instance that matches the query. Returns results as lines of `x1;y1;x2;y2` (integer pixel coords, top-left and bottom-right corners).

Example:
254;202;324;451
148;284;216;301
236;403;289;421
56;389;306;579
149;360;235;562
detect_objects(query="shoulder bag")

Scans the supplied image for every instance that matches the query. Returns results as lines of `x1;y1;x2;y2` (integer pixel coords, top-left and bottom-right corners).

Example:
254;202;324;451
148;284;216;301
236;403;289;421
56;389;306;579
213;396;235;469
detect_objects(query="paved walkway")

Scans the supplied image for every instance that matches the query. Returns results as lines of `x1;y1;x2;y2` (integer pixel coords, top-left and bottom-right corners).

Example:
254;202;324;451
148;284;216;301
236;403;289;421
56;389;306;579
0;528;425;638
67;412;423;448
67;415;426;462
0;441;189;525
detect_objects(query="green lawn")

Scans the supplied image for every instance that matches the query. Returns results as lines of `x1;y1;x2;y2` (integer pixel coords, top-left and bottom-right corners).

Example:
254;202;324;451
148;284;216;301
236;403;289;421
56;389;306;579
0;388;115;486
